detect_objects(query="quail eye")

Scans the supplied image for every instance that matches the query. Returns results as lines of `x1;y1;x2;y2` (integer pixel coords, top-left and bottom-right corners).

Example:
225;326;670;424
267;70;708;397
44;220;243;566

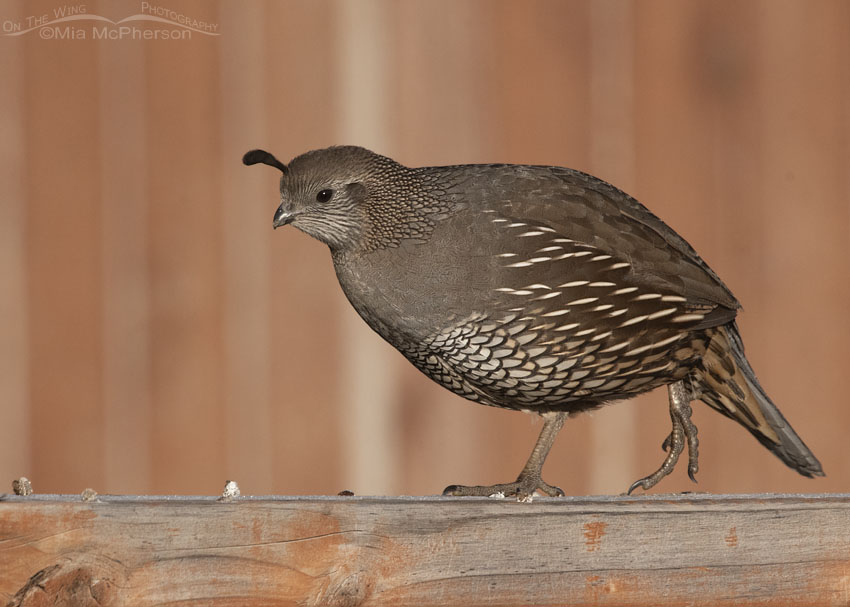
316;189;334;203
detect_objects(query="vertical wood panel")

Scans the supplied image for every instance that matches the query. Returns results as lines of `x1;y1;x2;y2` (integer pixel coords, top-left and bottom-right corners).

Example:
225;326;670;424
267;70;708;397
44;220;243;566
390;0;506;495
633;0;850;494
0;0;30;484
633;0;753;492
146;1;224;493
333;0;404;495
96;0;153;493
392;0;497;164
487;0;597;493
670;0;768;491
217;1;274;493
586;0;638;494
24;4;104;492
264;0;344;494
758;0;850;489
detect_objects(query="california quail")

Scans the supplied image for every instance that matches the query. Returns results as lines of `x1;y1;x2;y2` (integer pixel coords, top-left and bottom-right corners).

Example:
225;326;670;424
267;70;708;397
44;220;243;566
243;146;824;497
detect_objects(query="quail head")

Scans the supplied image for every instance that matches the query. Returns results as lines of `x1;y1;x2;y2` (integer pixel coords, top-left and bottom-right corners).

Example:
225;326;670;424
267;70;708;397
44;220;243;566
243;146;823;497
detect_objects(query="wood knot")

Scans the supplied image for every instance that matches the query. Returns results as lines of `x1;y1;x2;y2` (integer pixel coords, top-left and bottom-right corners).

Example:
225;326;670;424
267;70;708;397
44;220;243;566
10;562;118;606
312;570;370;607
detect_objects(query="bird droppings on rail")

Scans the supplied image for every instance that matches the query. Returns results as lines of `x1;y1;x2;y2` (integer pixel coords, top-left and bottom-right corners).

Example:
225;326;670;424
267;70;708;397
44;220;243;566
12;477;33;496
218;479;241;501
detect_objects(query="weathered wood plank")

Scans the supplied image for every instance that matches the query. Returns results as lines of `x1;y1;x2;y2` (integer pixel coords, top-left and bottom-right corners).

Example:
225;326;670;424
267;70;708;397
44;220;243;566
2;494;849;606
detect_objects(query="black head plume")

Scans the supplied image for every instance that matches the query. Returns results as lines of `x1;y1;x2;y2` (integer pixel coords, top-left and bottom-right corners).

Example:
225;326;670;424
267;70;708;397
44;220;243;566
242;149;289;174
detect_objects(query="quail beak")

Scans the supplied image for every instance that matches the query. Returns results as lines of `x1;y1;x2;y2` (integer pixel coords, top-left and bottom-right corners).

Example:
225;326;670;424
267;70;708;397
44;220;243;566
273;204;295;229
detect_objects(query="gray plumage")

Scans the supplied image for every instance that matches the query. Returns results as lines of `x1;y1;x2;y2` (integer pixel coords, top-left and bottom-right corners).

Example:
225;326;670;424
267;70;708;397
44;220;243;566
244;145;823;496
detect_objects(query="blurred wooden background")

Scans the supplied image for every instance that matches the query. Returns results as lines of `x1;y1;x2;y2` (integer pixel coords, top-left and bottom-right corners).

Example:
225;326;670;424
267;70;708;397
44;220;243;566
0;0;847;497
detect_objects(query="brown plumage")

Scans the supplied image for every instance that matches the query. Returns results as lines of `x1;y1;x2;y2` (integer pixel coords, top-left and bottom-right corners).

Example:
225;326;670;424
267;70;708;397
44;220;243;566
244;145;824;497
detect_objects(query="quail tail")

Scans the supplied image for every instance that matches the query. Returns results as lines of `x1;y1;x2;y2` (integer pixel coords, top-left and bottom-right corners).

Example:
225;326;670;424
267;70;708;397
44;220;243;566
697;322;824;478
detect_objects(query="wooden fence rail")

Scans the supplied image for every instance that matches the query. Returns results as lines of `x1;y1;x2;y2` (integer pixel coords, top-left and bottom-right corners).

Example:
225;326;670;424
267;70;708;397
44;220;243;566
1;493;849;606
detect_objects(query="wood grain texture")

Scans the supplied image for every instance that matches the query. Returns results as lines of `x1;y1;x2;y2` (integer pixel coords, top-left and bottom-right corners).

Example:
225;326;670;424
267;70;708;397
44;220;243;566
2;493;849;606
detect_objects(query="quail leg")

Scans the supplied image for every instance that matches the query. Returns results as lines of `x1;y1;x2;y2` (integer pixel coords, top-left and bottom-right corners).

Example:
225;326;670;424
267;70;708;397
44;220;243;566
628;380;699;494
444;411;567;499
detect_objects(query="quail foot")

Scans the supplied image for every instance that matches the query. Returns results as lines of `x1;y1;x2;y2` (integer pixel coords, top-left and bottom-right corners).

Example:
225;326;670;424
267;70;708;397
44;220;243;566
244;146;824;497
